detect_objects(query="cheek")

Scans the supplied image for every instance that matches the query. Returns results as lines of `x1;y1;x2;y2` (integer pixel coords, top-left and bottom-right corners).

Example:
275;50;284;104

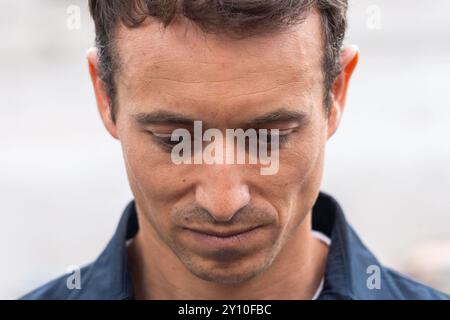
120;128;183;204
259;128;325;226
284;142;322;186
274;125;324;189
120;130;189;239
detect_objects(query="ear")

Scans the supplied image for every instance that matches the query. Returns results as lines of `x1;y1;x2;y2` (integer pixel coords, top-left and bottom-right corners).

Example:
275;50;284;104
87;48;119;140
327;45;359;139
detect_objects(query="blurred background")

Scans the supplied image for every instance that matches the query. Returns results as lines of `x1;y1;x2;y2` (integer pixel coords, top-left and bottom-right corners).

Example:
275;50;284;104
0;1;449;299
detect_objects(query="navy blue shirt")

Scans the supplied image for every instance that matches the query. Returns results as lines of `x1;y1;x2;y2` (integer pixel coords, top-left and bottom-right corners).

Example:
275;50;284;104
21;192;449;300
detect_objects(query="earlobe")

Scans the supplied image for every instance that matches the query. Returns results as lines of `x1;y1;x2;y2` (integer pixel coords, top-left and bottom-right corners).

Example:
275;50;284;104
327;45;359;139
86;47;119;140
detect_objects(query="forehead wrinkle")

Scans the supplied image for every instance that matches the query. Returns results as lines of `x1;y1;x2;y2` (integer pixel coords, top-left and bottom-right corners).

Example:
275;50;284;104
119;65;315;110
127;79;309;106
125;54;307;78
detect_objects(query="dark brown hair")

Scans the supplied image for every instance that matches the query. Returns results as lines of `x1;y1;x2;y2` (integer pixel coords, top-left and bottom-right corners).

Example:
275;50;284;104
89;0;348;122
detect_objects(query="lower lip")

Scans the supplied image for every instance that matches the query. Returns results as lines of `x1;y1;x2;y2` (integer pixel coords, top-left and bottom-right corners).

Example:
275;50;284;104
184;227;263;249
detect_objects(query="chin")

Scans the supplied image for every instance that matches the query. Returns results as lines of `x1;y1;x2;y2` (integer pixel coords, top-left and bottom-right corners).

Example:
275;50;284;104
183;253;275;285
193;267;263;285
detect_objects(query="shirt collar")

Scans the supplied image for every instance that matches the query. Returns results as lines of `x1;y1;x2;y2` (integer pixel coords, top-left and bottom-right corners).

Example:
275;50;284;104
76;201;138;299
314;192;395;300
80;191;388;300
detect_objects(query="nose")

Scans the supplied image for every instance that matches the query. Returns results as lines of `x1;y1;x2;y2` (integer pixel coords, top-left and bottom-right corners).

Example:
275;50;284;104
195;165;250;222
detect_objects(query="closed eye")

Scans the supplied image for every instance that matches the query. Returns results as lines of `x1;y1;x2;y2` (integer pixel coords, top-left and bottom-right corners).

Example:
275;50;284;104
150;132;184;150
257;128;295;146
149;128;295;152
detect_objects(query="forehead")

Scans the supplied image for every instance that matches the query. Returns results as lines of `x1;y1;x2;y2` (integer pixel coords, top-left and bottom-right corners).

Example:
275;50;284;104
113;10;324;122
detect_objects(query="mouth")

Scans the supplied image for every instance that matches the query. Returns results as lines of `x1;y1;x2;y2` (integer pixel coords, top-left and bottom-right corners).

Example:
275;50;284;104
185;226;262;238
182;225;265;249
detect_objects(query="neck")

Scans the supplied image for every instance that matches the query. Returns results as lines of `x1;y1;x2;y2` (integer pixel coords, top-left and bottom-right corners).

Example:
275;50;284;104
128;211;328;300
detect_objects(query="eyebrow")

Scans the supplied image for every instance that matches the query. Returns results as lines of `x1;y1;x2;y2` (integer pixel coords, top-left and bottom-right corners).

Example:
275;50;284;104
132;111;195;126
244;109;310;127
132;108;309;128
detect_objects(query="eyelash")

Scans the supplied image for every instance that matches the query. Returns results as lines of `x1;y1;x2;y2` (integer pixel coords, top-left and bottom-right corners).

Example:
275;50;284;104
150;131;294;151
151;134;183;151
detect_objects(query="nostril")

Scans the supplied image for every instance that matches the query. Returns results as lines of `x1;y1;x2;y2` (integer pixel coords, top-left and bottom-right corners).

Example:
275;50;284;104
195;184;250;222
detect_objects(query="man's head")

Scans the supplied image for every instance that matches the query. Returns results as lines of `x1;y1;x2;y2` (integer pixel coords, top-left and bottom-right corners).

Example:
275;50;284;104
87;0;358;284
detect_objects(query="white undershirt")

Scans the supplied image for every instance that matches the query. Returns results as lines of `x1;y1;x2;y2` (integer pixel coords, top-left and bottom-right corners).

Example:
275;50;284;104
311;230;331;300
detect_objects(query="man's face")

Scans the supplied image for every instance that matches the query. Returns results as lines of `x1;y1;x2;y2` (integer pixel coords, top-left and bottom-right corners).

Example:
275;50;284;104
105;10;334;284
